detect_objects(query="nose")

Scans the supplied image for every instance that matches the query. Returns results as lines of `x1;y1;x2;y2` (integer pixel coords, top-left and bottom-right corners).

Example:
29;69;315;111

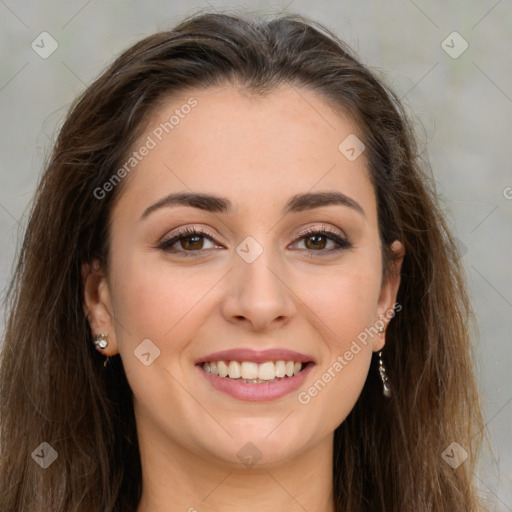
220;246;296;332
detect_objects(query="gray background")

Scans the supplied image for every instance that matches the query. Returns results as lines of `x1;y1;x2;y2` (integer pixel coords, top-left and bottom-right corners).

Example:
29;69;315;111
0;0;510;509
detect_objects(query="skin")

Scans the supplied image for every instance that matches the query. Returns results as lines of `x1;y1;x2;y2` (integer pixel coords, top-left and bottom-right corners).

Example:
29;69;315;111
83;84;404;512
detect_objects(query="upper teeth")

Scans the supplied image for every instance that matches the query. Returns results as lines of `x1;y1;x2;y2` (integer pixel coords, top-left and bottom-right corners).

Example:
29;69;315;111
203;360;303;380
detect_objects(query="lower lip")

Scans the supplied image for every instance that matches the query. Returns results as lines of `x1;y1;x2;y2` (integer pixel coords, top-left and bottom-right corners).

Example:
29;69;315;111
197;363;314;402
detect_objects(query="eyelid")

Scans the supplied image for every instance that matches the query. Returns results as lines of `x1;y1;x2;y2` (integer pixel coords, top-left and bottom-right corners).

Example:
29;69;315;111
159;225;220;246
294;223;346;240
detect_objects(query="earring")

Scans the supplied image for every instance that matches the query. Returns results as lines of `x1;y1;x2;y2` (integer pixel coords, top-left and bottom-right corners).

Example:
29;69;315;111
378;351;392;398
376;322;391;397
93;333;110;367
93;333;108;349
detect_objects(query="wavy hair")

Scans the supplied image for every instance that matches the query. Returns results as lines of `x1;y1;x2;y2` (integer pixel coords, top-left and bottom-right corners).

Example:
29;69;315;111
0;11;485;511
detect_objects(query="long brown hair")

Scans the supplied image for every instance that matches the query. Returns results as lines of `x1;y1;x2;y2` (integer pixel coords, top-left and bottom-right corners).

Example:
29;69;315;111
0;11;485;511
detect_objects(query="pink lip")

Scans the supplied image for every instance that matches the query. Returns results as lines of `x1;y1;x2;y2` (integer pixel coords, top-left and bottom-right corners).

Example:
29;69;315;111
195;348;314;364
196;362;314;402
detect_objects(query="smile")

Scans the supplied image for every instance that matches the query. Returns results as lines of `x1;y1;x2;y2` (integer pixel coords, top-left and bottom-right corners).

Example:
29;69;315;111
197;361;314;402
202;360;304;383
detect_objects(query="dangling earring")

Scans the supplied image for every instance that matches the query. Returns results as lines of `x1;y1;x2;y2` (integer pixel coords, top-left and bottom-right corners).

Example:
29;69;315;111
377;325;392;398
93;333;110;367
378;350;392;398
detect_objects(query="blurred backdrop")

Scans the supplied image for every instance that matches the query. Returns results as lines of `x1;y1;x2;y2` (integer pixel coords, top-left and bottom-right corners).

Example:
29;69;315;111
1;0;511;509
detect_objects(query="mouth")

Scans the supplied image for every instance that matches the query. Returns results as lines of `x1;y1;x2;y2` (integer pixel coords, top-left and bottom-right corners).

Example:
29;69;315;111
200;359;310;383
195;348;315;401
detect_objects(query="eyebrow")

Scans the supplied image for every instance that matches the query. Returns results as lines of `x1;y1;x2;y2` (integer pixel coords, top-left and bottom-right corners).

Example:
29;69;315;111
140;190;365;220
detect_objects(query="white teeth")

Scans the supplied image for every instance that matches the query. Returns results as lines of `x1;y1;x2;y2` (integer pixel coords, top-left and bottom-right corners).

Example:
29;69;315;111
202;360;304;381
275;360;286;378
258;362;275;381
209;361;218;375
241;361;258;379
217;360;228;378
228;361;241;379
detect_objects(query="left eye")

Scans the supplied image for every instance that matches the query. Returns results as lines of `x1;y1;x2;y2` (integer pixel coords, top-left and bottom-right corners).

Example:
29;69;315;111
290;228;352;253
294;233;339;251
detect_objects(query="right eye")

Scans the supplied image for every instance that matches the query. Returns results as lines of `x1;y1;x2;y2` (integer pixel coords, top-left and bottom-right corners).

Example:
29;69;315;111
157;227;223;255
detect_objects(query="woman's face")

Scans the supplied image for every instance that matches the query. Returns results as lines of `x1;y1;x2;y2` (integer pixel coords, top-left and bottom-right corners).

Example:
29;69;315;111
85;84;402;468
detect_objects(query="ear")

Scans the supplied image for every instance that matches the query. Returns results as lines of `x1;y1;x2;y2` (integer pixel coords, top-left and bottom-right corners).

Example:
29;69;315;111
82;259;119;356
373;240;404;352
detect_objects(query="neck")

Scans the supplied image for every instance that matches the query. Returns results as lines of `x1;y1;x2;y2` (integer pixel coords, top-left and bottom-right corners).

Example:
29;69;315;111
135;427;335;512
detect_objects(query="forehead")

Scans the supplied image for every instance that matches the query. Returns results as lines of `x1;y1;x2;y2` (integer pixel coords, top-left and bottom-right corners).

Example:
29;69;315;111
114;84;376;220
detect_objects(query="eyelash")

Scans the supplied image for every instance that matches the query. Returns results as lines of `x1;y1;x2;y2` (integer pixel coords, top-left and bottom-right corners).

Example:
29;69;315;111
157;225;352;257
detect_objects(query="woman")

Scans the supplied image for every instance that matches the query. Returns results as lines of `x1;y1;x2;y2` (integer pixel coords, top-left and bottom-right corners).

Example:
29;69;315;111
0;11;486;512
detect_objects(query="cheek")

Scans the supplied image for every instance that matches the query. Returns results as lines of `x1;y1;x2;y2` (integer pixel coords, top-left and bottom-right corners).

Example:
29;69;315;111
294;254;381;399
297;259;382;347
294;265;380;429
107;254;216;421
107;249;229;406
109;249;216;341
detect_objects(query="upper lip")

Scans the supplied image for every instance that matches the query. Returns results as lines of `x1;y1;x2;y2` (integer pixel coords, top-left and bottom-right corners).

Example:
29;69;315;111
195;348;315;364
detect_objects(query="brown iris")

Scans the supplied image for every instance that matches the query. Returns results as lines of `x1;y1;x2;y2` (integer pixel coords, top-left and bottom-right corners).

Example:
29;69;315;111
181;235;204;250
304;234;327;250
